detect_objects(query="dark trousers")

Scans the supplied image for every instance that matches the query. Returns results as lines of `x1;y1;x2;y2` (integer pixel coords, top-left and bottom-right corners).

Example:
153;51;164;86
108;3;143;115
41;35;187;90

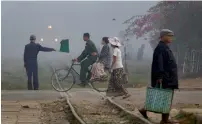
25;64;38;90
80;59;95;83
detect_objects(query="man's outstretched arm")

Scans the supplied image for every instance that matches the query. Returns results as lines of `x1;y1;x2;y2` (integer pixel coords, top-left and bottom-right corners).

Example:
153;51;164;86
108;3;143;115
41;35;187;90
38;44;55;52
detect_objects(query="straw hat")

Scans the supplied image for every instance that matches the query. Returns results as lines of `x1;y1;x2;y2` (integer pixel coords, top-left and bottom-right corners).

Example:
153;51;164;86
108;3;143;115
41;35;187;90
108;37;122;47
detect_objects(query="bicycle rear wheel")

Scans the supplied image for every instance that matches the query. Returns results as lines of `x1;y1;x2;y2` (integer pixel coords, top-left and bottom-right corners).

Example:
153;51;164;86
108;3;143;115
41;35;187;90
51;68;75;92
90;75;109;92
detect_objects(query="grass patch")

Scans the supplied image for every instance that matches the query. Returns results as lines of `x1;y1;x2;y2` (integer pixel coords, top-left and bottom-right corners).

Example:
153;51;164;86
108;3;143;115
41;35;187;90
1;70;54;90
127;61;150;87
174;111;197;124
2;60;151;90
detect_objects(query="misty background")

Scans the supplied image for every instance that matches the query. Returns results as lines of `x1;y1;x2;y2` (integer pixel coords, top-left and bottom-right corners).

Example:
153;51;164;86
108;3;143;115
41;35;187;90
1;1;157;89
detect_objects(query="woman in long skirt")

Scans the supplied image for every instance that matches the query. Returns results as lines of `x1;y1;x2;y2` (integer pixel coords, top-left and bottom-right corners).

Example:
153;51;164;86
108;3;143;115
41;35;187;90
106;37;130;98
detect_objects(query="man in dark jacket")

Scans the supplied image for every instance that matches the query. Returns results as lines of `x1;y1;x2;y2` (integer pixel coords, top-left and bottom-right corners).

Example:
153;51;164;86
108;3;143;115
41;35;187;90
73;33;98;86
24;35;55;90
139;29;178;124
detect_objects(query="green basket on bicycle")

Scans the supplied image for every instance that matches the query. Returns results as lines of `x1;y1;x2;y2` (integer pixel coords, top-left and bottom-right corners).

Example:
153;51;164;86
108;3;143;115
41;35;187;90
145;84;173;114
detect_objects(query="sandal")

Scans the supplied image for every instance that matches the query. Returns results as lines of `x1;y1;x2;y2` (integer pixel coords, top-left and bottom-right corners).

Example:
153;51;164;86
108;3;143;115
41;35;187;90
138;109;149;119
122;94;131;99
106;91;125;97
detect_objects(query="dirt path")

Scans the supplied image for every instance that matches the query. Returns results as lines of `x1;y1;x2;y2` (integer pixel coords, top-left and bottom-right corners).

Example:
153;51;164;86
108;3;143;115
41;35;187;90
40;99;70;124
113;89;202;110
179;77;202;89
70;91;135;124
2;89;202;124
112;89;202;123
1;99;70;124
2;100;43;124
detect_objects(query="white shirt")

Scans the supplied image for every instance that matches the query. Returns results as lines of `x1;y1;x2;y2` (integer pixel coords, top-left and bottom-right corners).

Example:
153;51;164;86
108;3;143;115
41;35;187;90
112;47;123;70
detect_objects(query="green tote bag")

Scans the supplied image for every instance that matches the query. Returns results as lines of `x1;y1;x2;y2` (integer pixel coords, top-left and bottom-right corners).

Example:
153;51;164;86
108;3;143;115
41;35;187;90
145;84;173;114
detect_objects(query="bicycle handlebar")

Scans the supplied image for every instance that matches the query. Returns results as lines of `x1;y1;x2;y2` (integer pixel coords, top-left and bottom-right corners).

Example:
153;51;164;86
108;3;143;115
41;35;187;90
71;59;80;65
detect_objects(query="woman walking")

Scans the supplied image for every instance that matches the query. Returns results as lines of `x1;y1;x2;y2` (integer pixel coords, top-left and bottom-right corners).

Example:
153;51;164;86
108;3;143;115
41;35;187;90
106;37;130;98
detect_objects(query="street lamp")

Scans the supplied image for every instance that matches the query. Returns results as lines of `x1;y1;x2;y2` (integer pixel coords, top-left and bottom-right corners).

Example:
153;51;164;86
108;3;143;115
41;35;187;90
54;38;58;42
48;25;52;29
40;38;44;42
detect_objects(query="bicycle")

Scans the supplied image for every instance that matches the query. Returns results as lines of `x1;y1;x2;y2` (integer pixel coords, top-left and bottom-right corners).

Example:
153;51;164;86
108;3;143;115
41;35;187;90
51;60;109;92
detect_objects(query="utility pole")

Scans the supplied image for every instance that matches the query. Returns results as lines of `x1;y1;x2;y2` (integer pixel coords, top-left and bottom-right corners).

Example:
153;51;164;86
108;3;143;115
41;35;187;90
124;38;129;74
118;30;129;74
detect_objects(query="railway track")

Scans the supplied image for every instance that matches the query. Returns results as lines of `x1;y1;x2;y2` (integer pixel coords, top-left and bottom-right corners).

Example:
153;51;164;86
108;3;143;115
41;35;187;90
52;66;152;124
57;86;152;124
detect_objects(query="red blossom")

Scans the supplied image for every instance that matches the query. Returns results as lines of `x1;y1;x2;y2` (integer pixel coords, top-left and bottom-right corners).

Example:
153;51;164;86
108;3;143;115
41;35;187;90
124;1;176;40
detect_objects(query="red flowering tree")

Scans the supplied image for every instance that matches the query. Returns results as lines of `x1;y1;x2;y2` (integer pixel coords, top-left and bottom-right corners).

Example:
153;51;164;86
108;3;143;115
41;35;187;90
124;1;202;76
123;1;181;49
124;1;202;48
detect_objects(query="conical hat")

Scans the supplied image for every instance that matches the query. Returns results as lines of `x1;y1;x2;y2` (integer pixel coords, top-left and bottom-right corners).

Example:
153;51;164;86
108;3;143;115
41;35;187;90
108;37;122;47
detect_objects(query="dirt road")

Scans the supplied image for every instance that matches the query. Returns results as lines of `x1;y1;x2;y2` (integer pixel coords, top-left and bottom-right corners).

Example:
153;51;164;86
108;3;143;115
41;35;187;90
2;89;202;124
2;89;202;107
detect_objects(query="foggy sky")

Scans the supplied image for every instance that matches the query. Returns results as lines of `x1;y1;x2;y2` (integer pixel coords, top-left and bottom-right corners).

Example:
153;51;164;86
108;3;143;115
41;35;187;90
2;1;157;63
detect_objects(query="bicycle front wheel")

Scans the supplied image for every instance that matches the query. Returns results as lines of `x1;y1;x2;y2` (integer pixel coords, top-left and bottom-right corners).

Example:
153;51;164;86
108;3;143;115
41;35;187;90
51;68;75;92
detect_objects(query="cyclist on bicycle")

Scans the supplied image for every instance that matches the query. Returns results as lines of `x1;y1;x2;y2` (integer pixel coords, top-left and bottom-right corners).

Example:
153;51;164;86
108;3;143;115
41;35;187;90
73;33;98;86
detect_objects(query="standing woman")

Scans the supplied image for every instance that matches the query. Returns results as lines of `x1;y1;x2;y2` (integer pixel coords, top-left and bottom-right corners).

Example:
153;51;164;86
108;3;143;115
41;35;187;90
98;37;111;71
106;37;130;98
